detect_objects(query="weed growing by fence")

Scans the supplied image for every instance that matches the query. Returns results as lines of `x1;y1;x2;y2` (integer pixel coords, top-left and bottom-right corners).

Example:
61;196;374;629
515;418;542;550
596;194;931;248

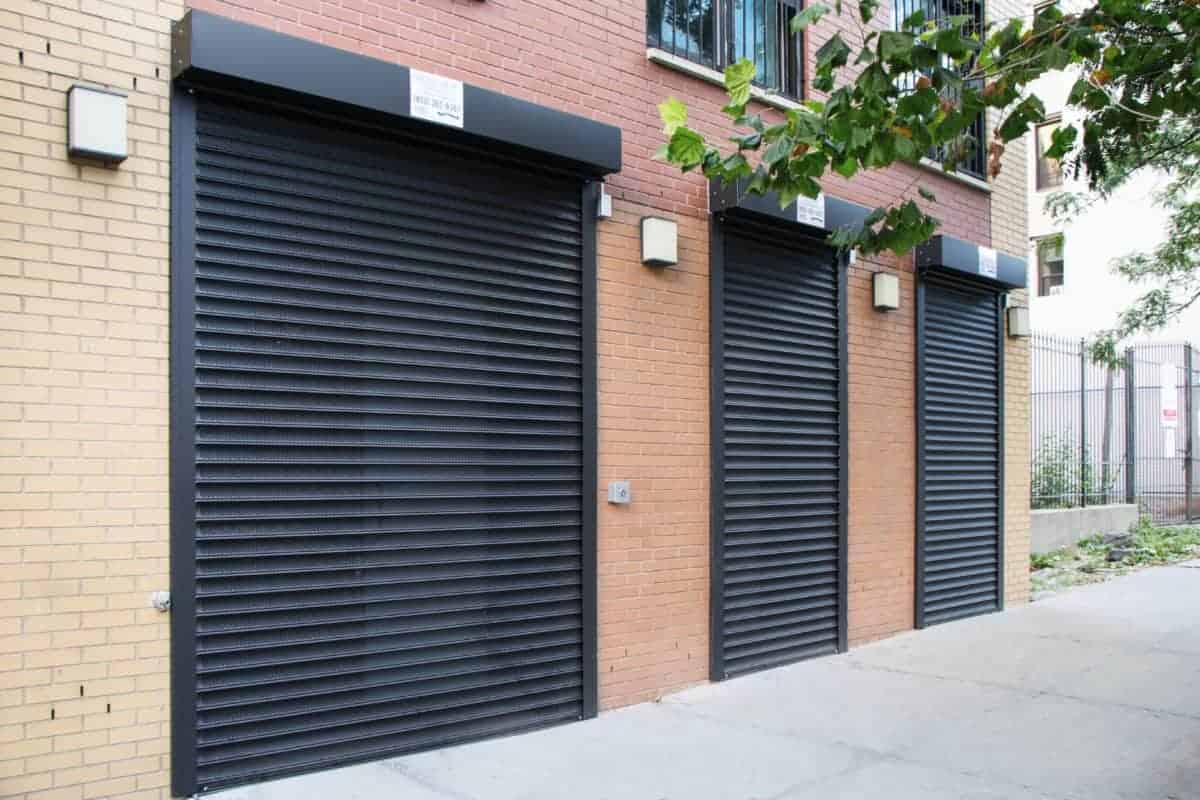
1030;434;1111;509
1030;517;1200;597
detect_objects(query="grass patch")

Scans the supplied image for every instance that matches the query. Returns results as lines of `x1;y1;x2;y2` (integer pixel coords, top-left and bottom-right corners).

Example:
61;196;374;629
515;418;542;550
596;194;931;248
1123;519;1200;563
1030;550;1064;570
1030;517;1200;598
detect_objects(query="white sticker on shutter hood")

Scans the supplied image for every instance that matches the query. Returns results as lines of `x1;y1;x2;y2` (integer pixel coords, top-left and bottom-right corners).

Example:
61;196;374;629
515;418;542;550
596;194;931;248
795;192;825;228
978;246;998;279
410;70;464;128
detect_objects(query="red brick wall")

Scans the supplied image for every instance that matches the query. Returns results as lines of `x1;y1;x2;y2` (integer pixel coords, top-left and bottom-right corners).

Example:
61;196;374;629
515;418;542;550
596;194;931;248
595;205;710;708
180;0;994;706
846;257;918;644
182;0;990;234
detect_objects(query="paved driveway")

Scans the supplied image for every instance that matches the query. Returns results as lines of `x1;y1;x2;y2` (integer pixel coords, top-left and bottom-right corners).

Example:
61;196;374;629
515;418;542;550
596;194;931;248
217;562;1200;800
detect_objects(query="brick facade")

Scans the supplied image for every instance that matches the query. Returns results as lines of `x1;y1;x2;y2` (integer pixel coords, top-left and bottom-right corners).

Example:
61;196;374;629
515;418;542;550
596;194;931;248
846;259;917;645
988;0;1033;608
595;204;711;707
1;0;1028;796
1;0;176;797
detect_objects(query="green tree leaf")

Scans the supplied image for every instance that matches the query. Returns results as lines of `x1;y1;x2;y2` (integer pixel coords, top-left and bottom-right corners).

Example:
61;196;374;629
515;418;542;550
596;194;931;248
931;27;973;59
763;134;796;167
878;31;913;63
658;97;687;136
730;131;763;150
893;133;918;161
666;127;706;168
834;155;859;178
1044;124;1078;160
998;95;1046;141
790;2;830;32
816;33;852;72
901;9;925;29
746;166;771;194
720;152;753;179
724;59;758;110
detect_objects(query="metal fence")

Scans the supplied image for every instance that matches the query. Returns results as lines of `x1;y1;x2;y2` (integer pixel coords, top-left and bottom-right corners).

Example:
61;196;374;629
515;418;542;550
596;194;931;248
1031;333;1199;524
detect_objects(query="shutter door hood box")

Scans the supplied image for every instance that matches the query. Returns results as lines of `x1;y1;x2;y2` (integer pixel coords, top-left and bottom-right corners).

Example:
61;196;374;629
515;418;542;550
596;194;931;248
915;234;1027;290
712;180;1029;293
170;10;622;176
709;178;871;236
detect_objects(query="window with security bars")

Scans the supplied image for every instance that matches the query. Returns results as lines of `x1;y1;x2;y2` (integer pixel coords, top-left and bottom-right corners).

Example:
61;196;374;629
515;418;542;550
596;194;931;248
892;0;987;179
1037;235;1065;296
647;0;804;99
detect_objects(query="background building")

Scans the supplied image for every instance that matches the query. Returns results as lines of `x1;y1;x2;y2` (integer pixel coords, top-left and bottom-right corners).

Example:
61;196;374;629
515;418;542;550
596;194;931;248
1024;1;1199;341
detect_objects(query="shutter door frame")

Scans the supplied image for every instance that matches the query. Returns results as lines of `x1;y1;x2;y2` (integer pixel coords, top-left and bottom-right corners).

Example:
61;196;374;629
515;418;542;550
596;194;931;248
168;87;600;797
709;212;849;681
915;269;1006;629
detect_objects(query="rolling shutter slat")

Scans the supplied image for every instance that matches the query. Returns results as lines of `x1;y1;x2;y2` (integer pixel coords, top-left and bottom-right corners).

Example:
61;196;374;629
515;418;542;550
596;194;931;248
919;273;1001;626
716;224;841;678
185;95;586;791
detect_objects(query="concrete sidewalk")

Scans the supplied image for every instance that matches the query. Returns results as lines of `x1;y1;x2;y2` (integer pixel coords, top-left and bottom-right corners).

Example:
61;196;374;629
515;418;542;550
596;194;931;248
216;562;1200;800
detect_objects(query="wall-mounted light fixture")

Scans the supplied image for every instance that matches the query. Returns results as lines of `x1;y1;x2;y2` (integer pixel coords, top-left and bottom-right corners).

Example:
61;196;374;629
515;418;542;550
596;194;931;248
68;84;128;164
872;271;900;311
640;217;678;267
597;184;612;219
1007;305;1031;338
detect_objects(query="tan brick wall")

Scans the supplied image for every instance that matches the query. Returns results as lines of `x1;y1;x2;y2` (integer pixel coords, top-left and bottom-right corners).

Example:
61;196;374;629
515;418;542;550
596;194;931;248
987;0;1033;607
989;133;1029;259
987;0;1031;261
1004;292;1032;606
987;112;1030;258
0;0;177;797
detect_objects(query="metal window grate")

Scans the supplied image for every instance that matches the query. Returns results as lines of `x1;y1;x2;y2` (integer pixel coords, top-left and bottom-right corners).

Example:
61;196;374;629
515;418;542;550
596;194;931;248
893;0;987;179
1035;236;1064;297
647;0;803;98
648;0;719;70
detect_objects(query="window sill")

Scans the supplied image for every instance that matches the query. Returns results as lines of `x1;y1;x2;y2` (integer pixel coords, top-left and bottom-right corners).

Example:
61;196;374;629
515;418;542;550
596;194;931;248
646;48;803;113
918;157;991;193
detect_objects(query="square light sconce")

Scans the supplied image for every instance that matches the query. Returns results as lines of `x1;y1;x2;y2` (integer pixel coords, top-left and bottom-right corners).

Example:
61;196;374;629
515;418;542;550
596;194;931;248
597;184;613;219
68;84;128;164
1007;305;1031;338
641;217;678;267
872;271;900;311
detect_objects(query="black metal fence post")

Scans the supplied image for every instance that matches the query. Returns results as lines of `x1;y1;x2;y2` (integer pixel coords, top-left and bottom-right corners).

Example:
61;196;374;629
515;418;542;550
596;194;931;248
1080;338;1088;507
1187;344;1195;523
1125;347;1137;506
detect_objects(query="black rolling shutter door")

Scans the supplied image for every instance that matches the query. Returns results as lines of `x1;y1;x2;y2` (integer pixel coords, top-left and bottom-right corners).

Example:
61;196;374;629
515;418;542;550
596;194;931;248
186;95;587;790
918;272;1002;626
715;222;842;678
